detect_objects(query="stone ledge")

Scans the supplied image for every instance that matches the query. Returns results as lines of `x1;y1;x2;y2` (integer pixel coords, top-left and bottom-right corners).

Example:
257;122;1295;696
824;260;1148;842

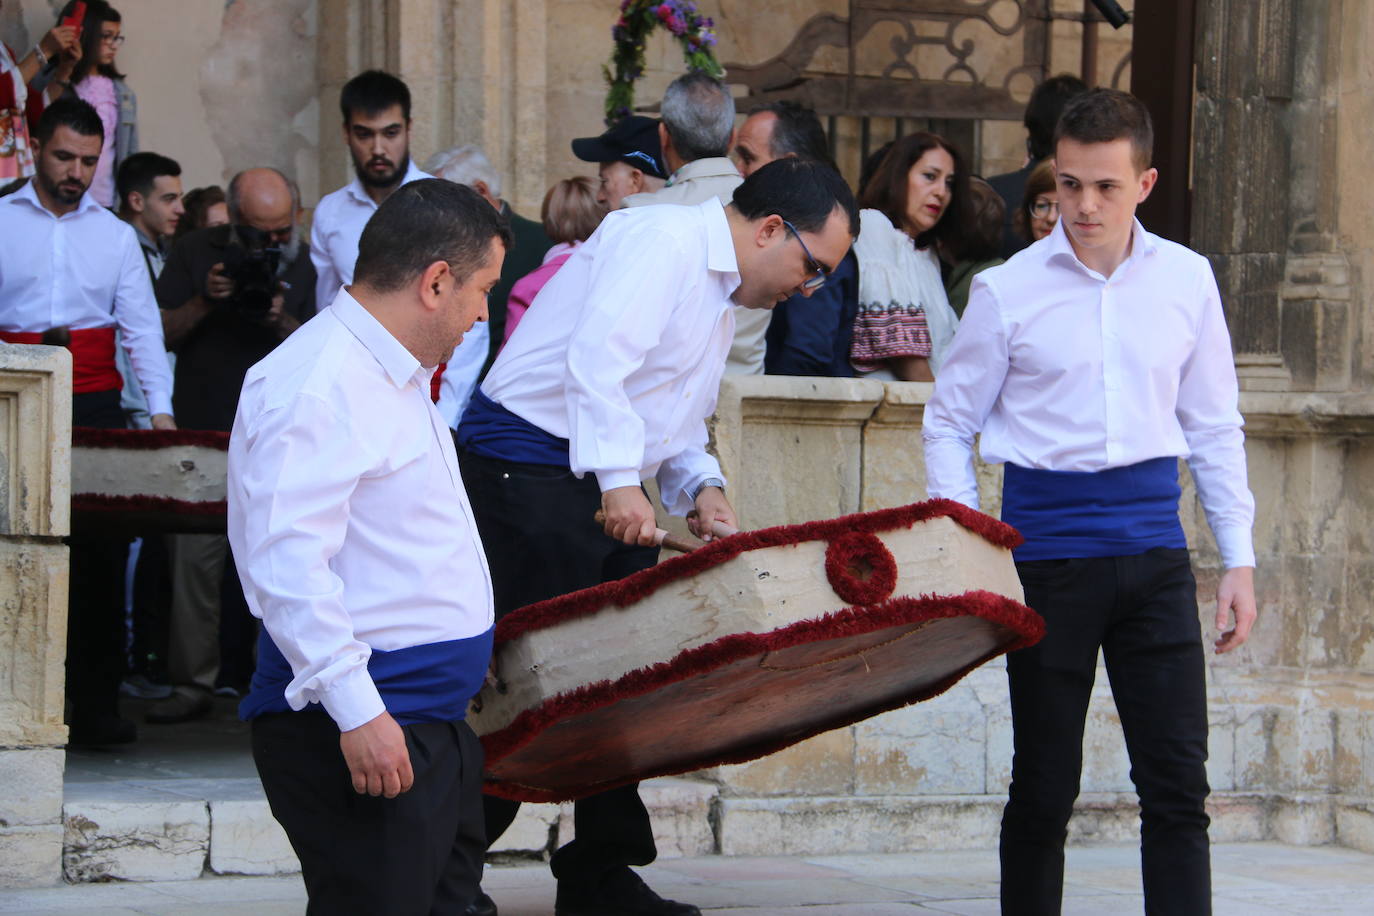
63;783;209;883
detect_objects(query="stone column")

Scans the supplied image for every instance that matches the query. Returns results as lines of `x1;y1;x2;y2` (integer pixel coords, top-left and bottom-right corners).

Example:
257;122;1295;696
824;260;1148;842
0;343;72;888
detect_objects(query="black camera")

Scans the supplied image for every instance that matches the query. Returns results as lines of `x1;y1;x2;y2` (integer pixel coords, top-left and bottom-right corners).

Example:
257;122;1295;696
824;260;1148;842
223;226;284;318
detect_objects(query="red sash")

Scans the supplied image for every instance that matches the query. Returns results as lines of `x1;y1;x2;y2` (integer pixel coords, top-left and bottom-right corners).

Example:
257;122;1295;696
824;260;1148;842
0;327;122;394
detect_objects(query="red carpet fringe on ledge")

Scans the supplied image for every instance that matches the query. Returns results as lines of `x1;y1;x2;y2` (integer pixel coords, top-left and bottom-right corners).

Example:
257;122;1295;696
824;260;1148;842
495;499;1024;645
73;427;230;450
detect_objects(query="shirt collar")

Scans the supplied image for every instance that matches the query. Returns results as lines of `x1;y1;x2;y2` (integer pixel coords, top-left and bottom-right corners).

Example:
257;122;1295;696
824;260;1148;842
328;288;423;389
701;197;739;276
130;223;162;255
1045;216;1156;278
668;157;742;187
344;160;433;208
7;178;106;220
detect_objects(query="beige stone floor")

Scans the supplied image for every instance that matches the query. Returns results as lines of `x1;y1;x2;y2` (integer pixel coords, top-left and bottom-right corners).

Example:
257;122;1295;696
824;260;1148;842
3;842;1373;914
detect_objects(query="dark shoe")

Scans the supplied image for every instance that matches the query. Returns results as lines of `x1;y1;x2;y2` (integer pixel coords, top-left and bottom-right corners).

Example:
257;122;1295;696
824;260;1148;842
555;868;700;916
145;687;212;724
119;674;173;699
463;891;498;916
68;714;138;746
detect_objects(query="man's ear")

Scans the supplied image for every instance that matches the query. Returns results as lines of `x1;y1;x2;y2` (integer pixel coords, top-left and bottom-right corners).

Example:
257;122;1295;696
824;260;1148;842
128;191;146;215
418;260;451;312
1137;167;1159;205
756;213;785;248
658;123;674;159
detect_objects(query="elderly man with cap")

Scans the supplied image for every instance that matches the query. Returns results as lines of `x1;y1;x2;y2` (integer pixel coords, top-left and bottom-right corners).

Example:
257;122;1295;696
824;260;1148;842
571;114;668;210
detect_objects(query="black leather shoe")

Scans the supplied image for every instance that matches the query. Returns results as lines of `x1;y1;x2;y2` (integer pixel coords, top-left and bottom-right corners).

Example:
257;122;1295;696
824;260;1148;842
555;868;700;916
463;891;497;916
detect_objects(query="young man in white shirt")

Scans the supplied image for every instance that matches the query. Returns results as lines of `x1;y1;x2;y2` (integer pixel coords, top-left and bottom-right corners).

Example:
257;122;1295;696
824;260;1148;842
0;97;176;746
923;89;1257;915
229;180;508;915
456;157;859;916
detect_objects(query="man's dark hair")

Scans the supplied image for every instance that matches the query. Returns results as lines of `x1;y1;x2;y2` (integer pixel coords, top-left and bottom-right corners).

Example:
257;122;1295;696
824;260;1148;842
33;97;105;146
339;70;411;124
354;179;512;293
859;132;972;249
732;158;859;239
1054;87;1154;172
1024;74;1089;161
748;100;836;171
116;152;181;209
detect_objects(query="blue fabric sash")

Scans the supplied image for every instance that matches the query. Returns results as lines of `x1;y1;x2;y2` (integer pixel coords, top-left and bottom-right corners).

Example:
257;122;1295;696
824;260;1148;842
239;626;494;726
455;389;570;468
1001;456;1188;562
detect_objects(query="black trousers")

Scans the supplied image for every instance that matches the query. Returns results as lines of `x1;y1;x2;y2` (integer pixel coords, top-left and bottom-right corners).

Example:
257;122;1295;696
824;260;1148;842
67;389;130;724
252;709;486;916
458;448;659;891
1001;547;1211;916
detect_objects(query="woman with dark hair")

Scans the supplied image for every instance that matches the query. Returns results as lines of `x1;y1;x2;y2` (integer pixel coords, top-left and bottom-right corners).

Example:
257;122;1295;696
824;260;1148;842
943;176;1005;318
849;132;970;380
1016;159;1059;243
48;0;136;207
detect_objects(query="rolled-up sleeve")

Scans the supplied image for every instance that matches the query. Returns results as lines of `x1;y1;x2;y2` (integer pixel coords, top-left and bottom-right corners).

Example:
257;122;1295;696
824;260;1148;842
228;391;385;731
922;276;1009;509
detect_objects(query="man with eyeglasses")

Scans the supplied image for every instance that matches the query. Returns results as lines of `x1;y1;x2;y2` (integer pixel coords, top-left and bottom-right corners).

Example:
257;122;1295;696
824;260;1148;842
454;157;857;916
149;167;316;724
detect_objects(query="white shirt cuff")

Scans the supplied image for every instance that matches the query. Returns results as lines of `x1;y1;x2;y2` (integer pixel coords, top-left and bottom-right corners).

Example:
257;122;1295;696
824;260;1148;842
1214;525;1256;570
596;468;642;492
316;667;386;732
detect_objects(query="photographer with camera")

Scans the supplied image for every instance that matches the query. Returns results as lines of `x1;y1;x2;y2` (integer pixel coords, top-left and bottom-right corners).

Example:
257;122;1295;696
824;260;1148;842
151;166;315;723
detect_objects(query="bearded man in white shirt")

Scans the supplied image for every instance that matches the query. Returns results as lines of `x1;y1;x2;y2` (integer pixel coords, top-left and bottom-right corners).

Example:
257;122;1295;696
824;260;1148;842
1;97;176;747
229;179;507;916
923;89;1257;915
455;157;858;916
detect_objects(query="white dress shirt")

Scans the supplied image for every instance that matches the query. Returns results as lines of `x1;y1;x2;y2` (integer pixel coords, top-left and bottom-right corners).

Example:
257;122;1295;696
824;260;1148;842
0;180;174;415
228;289;494;731
923;218;1256;569
309;160;431;311
480;199;738;515
623;157;770;377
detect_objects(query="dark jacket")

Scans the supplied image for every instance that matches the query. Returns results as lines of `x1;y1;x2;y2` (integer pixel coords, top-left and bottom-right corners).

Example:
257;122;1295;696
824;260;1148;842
764;250;860;378
988;162;1036;260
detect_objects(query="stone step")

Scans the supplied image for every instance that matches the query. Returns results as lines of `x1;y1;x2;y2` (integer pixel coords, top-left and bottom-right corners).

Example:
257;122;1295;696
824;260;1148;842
60;777;1372;883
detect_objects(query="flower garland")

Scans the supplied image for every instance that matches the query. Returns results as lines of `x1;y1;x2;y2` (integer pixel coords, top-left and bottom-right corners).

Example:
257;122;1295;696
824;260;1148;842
604;0;724;126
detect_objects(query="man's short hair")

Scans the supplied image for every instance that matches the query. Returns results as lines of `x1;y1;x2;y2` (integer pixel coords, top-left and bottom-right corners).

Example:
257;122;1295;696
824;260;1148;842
354;179;513;294
732;158;859;240
33;97;104;146
226;168;300;224
340;70;411;124
1025;74;1089;161
661;71;735;162
116;152;181;209
1053;88;1154;172
748;100;836;171
423;145;503;199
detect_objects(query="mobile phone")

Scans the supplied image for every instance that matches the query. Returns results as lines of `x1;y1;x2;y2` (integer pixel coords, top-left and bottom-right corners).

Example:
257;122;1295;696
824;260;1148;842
61;2;87;38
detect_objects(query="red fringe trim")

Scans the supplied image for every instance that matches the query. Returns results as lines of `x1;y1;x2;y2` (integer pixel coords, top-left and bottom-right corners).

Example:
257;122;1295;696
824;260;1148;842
72;494;227;516
495;500;1022;645
73;427;230;450
482;589;1044;803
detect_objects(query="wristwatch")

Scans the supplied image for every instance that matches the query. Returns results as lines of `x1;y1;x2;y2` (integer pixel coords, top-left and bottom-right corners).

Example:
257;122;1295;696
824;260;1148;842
692;478;725;501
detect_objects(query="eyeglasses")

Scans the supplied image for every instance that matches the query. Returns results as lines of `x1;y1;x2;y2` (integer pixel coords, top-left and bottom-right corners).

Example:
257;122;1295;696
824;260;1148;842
1030;198;1059;219
781;219;831;291
100;33;125;46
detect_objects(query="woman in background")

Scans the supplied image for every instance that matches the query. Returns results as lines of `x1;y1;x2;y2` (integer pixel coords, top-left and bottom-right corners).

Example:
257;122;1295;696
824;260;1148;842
942;176;1005;319
850;132;971;380
50;1;135;207
176;185;228;237
1016;159;1059;243
502;175;606;347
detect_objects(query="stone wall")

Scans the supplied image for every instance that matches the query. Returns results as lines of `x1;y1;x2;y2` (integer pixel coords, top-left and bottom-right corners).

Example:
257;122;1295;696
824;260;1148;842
0;344;72;887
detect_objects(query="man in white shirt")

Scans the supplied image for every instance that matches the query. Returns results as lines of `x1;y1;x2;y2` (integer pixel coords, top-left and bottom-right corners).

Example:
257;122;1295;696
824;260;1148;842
621;72;772;377
0;98;176;746
230;179;507;915
456;158;859;916
923;89;1257;915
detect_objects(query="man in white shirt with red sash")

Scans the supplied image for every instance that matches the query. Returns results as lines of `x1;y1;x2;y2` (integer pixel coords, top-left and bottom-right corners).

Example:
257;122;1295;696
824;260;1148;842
0;97;175;746
924;89;1257;915
230;180;507;914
